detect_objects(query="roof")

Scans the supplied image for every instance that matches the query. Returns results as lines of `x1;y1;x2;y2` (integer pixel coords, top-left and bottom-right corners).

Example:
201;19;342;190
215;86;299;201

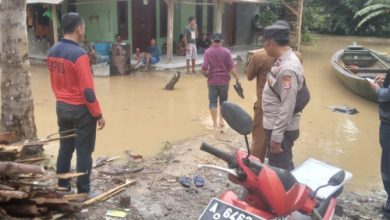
0;0;63;4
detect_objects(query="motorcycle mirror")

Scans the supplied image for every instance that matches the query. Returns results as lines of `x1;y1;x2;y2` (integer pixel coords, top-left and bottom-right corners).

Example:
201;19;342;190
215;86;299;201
328;170;346;186
221;102;253;136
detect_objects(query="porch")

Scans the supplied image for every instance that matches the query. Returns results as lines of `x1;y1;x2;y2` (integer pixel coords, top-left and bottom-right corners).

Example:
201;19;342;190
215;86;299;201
133;45;260;70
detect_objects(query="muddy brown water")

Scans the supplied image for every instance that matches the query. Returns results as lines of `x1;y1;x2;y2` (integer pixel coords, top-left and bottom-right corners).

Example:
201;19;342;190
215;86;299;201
2;35;390;192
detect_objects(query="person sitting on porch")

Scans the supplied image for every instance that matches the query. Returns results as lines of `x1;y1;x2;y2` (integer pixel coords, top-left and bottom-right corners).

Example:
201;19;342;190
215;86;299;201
197;33;211;54
112;33;129;75
80;36;97;65
176;34;187;56
142;38;160;72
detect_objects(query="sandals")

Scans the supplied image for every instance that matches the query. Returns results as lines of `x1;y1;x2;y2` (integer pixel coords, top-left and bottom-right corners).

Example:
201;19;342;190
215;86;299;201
193;176;204;187
179;176;192;188
179;176;205;188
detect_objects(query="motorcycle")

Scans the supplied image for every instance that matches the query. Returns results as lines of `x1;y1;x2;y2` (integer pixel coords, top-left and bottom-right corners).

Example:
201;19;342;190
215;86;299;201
198;102;349;220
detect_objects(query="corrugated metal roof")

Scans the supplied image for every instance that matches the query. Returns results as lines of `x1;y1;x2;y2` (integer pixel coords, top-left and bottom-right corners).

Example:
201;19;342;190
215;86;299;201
0;0;63;4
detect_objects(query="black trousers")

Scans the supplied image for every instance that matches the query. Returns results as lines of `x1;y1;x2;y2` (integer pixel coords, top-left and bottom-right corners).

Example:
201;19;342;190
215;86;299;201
380;122;390;197
264;129;299;171
56;102;96;193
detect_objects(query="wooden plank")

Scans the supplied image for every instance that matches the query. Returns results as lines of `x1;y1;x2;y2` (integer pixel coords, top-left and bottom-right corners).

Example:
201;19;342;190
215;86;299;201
0;132;17;144
165;72;181;90
93;155;120;168
33;197;69;205
100;188;125;201
280;0;298;16
0;184;14;191
82;179;136;206
2;204;39;216
50;172;87;179
15;157;46;163
64;193;88;202
0;162;44;176
0;190;28;199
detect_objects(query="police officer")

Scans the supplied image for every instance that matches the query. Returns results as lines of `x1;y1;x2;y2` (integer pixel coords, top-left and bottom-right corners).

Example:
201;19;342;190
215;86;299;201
368;74;390;218
262;20;305;171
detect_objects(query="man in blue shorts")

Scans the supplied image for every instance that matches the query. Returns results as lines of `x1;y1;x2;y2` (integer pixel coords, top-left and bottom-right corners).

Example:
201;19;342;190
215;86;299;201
142;38;160;71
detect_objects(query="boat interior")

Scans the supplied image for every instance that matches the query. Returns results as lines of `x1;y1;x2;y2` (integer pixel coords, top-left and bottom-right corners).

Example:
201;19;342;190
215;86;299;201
338;45;390;78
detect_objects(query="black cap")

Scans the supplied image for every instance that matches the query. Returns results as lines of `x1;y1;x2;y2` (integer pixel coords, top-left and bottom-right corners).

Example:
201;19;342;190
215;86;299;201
263;20;290;42
212;33;223;41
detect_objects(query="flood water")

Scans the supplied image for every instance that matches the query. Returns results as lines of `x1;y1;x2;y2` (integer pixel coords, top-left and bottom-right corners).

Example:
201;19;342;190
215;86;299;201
5;35;390;192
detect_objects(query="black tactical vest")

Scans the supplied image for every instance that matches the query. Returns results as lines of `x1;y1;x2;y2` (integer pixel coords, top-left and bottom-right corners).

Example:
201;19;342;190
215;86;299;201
380;73;390;124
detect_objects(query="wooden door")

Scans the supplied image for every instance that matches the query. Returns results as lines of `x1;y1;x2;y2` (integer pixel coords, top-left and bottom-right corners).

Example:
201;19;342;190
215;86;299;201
225;3;237;46
132;0;156;52
118;1;129;40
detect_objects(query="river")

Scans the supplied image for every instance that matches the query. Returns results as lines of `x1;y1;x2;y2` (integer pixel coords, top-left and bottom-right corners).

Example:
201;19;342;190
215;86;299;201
5;35;390;192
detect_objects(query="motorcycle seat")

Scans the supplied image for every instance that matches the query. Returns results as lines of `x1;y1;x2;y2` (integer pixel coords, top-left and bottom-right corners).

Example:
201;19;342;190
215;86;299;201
269;166;298;191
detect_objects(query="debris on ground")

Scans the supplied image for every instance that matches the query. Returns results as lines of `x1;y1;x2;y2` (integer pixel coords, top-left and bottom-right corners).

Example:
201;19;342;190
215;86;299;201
326;105;359;114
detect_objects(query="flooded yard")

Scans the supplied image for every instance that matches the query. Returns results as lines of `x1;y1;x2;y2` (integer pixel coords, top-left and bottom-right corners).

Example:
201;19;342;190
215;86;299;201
5;35;390;193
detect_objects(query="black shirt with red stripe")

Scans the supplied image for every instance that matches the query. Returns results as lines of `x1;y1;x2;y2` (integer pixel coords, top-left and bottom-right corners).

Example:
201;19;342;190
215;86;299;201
47;39;102;118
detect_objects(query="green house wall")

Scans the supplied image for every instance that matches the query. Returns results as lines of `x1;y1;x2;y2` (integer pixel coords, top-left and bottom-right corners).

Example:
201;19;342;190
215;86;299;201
64;0;211;52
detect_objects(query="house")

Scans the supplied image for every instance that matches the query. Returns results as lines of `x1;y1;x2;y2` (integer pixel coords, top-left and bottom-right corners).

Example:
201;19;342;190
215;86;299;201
0;0;63;60
0;0;304;64
61;0;273;63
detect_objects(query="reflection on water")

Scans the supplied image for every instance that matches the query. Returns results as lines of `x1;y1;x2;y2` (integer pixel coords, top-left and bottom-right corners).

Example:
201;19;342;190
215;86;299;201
1;35;388;192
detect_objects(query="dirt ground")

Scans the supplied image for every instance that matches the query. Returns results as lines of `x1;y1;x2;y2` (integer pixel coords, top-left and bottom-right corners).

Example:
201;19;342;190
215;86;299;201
65;128;389;220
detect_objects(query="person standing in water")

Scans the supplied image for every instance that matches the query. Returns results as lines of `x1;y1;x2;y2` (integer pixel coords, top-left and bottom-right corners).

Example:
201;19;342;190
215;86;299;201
201;33;239;129
369;74;390;218
47;13;105;194
184;16;198;74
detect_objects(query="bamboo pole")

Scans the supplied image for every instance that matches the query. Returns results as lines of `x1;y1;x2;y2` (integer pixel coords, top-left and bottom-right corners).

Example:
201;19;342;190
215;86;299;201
82;179;136;206
296;0;304;51
166;0;174;64
280;0;298;16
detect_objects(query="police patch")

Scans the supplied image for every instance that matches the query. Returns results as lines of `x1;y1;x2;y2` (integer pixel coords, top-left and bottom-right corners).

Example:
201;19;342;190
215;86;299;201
283;75;292;90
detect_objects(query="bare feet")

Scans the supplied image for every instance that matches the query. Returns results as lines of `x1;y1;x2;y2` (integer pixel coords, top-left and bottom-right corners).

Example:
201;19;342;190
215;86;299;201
219;121;224;128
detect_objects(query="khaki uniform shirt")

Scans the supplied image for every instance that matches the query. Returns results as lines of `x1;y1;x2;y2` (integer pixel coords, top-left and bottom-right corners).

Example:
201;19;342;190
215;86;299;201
245;49;274;104
262;48;304;143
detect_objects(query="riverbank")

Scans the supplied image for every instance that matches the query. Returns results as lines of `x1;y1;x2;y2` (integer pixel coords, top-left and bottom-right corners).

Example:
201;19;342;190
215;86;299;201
65;127;388;220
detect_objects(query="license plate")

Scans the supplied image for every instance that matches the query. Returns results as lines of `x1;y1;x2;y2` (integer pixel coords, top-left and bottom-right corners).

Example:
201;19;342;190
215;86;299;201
198;198;266;220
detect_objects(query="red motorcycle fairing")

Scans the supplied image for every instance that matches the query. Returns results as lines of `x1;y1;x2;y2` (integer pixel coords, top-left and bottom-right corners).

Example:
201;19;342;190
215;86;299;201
322;198;336;220
219;191;275;219
230;150;317;217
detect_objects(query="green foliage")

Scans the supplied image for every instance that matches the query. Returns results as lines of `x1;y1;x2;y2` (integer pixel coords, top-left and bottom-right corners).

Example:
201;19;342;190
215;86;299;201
258;0;390;37
298;0;390;37
301;31;315;45
258;0;281;26
355;2;390;29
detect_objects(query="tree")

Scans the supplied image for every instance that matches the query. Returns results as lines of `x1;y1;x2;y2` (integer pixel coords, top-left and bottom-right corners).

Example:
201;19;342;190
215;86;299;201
355;0;390;29
0;0;37;140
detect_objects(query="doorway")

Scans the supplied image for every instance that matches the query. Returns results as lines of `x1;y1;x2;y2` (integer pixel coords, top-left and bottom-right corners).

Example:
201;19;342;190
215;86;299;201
118;0;129;40
131;0;156;52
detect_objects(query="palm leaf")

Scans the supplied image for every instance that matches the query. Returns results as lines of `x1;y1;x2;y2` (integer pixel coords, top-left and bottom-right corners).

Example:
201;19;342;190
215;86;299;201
355;4;390;18
356;9;390;29
366;0;390;6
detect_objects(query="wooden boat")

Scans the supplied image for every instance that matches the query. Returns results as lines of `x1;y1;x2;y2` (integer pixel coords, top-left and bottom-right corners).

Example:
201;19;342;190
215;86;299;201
331;43;390;102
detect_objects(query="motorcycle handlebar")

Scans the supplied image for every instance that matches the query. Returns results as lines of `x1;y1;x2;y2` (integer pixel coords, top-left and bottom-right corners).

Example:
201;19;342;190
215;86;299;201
200;142;232;164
